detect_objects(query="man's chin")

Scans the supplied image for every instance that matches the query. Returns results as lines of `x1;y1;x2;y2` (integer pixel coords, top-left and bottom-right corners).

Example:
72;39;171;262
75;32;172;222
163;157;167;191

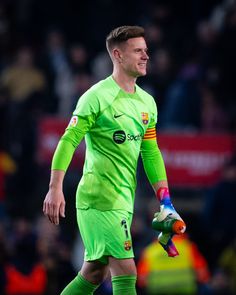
136;70;147;77
139;72;147;77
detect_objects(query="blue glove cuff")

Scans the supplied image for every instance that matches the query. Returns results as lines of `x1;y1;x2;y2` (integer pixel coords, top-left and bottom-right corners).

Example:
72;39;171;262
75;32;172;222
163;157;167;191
160;198;172;206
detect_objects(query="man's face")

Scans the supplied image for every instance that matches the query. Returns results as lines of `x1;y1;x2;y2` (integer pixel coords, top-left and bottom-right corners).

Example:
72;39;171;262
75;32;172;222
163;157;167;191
117;37;149;77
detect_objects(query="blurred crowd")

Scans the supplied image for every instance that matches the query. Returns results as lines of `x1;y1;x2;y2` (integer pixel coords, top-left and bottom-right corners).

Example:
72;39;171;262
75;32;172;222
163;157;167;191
0;0;236;294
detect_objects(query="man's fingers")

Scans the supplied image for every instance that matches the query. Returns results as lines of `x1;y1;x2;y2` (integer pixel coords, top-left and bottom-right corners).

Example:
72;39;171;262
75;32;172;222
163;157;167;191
52;203;60;225
43;199;65;225
44;202;52;223
59;202;65;218
43;202;58;224
47;203;54;224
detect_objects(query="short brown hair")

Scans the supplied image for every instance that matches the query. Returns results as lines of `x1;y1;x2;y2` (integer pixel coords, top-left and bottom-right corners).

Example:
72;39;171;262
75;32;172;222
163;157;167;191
106;25;145;53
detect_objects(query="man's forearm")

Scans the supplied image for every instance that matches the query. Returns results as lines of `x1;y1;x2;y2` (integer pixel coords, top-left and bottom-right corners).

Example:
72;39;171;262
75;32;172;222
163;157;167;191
152;180;168;194
51;138;76;172
49;170;65;191
141;139;167;185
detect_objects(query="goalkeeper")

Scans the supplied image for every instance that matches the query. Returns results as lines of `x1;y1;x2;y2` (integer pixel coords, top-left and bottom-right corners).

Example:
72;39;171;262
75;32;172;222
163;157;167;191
43;25;183;295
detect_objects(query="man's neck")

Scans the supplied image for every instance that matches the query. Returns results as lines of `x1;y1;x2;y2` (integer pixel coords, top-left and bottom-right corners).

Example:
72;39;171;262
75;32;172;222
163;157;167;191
112;71;137;94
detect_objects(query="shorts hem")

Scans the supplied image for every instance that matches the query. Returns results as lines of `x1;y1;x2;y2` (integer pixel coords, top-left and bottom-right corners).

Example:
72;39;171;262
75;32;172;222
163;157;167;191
85;253;134;263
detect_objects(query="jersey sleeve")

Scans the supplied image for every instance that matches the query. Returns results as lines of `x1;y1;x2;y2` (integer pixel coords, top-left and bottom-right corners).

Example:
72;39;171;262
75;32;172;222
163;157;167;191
140;99;167;184
51;90;100;171
73;88;100;118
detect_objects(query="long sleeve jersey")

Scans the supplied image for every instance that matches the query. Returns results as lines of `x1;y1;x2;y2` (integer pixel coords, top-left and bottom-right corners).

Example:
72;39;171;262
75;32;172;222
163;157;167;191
52;76;167;213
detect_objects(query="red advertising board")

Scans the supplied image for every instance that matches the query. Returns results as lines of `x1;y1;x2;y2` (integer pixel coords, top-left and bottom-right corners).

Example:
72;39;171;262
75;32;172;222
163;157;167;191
158;133;235;187
37;117;235;187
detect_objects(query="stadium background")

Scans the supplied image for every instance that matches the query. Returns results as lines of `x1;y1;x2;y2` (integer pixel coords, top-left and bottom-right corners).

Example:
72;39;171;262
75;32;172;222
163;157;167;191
0;0;235;294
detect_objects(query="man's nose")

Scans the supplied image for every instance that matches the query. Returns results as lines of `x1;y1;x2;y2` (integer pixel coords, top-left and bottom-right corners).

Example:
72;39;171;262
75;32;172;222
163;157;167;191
142;51;149;60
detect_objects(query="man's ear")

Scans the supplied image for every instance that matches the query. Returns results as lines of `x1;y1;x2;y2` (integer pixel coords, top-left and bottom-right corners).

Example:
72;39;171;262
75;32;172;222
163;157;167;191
113;48;123;63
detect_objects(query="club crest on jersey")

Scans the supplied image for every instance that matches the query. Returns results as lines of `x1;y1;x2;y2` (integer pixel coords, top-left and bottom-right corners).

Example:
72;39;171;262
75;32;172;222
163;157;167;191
69;116;78;127
141;112;149;125
124;240;132;251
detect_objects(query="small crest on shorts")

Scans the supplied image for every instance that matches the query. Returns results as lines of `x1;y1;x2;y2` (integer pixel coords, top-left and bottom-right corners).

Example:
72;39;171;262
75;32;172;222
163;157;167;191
124;240;132;251
141;112;149;125
69;115;78;127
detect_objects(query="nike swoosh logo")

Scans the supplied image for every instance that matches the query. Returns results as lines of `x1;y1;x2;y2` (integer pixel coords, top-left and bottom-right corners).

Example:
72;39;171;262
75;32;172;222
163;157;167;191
114;114;124;119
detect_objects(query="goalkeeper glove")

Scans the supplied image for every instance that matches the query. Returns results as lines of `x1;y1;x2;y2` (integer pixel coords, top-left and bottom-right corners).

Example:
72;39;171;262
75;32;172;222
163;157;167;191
158;232;179;257
156;187;182;222
154;187;186;257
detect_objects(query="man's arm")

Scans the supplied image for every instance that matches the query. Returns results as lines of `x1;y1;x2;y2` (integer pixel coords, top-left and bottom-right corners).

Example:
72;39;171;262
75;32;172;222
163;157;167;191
43;89;100;224
141;134;181;220
140;128;168;198
141;129;185;256
43;116;90;225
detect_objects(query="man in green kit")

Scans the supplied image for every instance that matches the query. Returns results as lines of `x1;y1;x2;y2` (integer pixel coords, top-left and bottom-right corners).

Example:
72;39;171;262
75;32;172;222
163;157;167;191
43;25;183;295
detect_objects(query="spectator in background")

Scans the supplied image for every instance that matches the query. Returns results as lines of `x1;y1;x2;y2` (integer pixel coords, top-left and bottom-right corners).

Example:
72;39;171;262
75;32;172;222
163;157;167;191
196;20;218;72
59;43;93;115
200;82;229;132
42;36;94;117
210;237;236;295
0;47;46;217
201;155;236;269
137;233;210;295
68;43;91;75
215;4;236;132
159;56;202;131
92;51;112;82
4;218;47;295
144;23;163;54
0;46;46;156
146;48;175;110
39;28;70;114
1;46;46;105
36;216;76;294
36;216;61;295
70;72;93;109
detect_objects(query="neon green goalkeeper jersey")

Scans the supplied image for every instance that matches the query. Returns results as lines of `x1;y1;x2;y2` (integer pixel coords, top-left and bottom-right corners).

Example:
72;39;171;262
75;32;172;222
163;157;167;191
52;76;167;213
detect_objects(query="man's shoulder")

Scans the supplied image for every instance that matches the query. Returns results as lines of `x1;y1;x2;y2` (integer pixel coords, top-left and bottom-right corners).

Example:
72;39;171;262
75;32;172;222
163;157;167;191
88;76;117;95
82;76;119;106
136;84;155;104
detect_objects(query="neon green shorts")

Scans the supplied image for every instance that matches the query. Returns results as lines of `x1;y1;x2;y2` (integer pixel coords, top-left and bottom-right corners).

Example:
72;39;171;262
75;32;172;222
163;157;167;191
77;208;134;264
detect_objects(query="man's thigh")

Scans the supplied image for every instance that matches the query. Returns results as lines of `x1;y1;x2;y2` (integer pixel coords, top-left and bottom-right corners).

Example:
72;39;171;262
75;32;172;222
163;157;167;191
77;208;134;263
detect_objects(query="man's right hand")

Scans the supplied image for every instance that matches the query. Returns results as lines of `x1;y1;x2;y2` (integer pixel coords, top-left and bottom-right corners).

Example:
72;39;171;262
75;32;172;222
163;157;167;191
155;203;183;223
43;188;66;225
